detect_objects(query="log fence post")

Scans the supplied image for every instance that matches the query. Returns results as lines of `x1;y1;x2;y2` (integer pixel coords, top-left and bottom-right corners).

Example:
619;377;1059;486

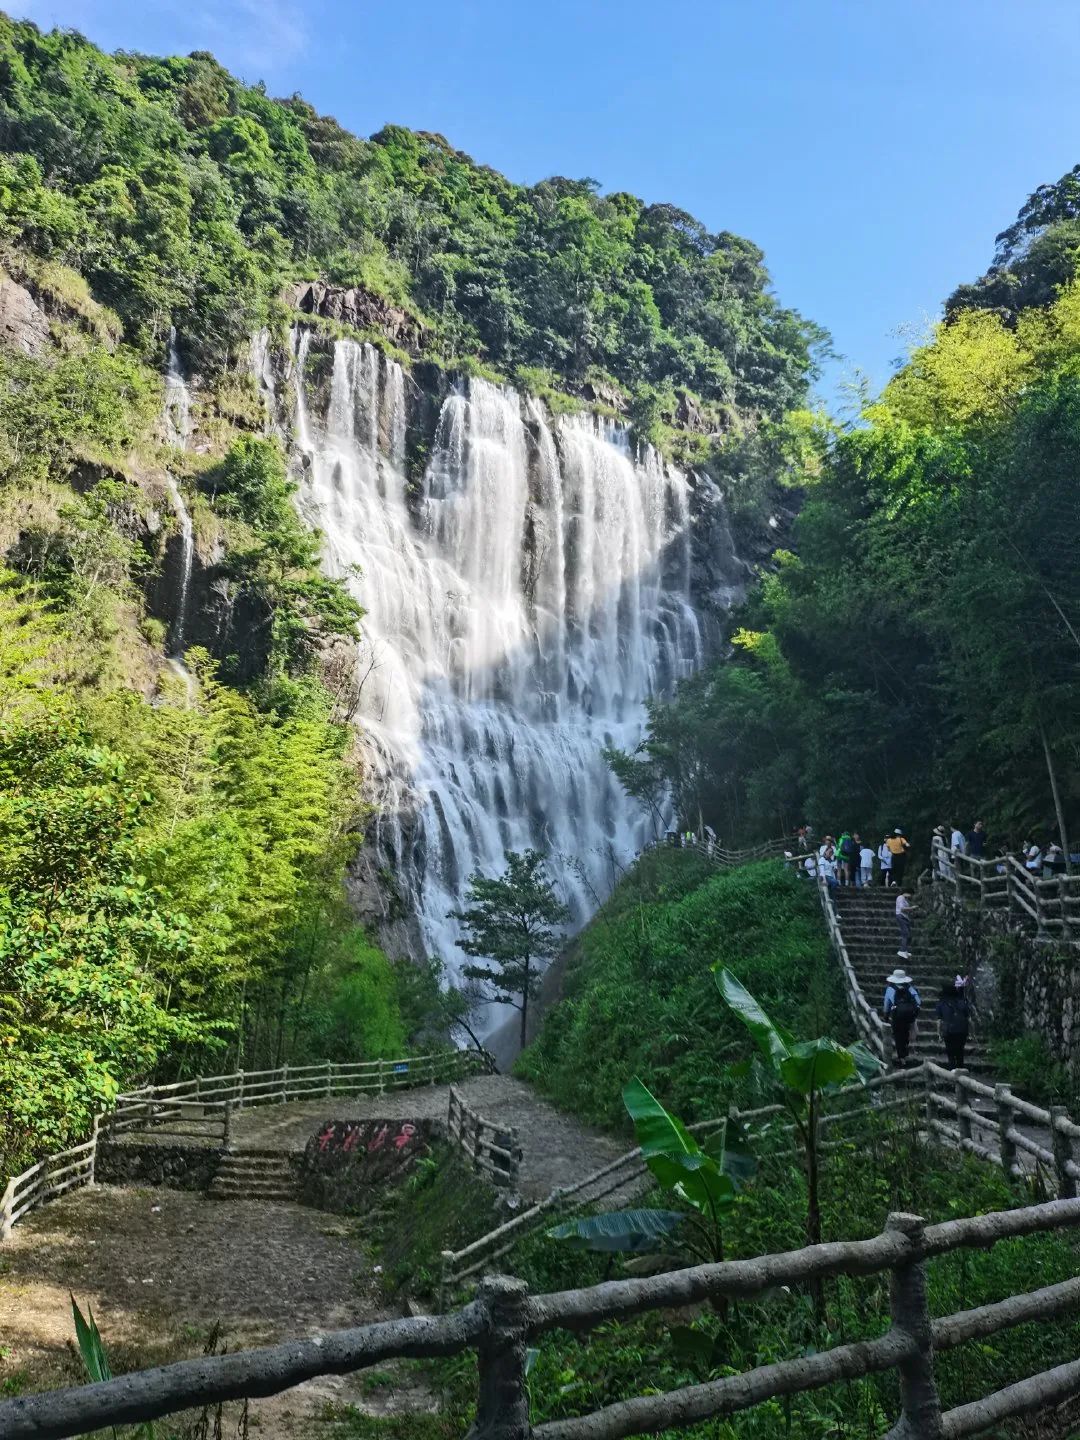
236;1069;245;1112
886;1212;942;1439
281;1063;289;1103
324;1060;332;1098
1;1177;15;1241
87;1114;101;1187
223;1100;234;1152
954;1070;971;1148
468;1276;531;1440
995;1084;1018;1177
1050;1106;1076;1199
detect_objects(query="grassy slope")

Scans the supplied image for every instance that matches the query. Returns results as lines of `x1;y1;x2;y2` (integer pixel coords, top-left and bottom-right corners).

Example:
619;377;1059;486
517;851;843;1130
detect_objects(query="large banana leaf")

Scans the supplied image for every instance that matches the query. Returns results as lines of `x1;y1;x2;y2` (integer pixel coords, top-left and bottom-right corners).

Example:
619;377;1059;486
547;1208;686;1253
778;1037;857;1095
714;969;795;1069
702;1116;758;1189
622;1077;735;1215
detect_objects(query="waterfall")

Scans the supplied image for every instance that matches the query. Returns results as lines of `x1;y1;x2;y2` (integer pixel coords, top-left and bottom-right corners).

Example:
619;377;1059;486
292;335;705;985
162;330;195;679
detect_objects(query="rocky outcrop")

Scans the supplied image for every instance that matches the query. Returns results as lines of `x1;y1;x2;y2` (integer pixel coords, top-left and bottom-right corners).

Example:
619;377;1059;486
0;268;49;356
286;280;424;353
579;375;629;414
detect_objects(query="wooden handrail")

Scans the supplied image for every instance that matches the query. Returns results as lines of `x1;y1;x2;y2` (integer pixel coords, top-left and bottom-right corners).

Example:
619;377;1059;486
6;1198;1080;1440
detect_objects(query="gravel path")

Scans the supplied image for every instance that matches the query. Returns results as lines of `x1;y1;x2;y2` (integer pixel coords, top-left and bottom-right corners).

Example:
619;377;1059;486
231;1074;628;1200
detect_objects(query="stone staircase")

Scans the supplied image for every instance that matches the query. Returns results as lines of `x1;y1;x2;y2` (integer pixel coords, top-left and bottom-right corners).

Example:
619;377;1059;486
832;887;990;1071
208;1149;298;1203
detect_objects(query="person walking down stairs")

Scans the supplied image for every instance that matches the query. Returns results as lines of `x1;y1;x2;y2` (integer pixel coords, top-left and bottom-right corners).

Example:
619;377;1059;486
884;962;921;1066
895;889;915;949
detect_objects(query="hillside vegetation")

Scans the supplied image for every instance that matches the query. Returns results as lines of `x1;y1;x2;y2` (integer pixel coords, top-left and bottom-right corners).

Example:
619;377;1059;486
610;168;1080;849
518;852;842;1128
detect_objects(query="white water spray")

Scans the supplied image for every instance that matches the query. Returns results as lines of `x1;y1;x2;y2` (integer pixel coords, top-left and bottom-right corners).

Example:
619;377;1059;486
292;336;706;981
162;330;195;692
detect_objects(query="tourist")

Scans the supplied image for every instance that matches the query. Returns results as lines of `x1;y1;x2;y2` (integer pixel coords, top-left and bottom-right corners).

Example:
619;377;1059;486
1044;843;1066;878
802;851;818;879
858;838;875;888
936;980;971;1070
878;836;893;887
819;845;839;891
966;820;986;858
1025;841;1043;874
883;960;921;1066
886;829;910;886
933;825;950;879
837;831;858;886
950;822;967;858
895;889;915;949
818;834;836;860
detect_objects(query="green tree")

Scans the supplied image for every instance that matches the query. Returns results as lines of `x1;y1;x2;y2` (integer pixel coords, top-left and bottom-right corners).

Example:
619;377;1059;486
451;849;569;1047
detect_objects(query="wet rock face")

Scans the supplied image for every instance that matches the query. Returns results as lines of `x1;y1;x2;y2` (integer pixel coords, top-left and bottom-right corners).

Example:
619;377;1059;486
0;269;49;356
286;280;424;353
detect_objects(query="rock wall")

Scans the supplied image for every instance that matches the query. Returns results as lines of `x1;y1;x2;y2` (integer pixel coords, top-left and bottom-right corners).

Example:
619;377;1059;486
923;882;1079;1068
97;1141;223;1191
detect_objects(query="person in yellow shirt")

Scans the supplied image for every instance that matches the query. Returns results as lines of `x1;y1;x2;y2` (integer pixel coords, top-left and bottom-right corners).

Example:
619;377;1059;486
885;829;910;886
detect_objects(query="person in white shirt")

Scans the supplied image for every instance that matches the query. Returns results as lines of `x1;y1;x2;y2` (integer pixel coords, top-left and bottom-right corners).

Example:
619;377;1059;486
858;843;874;888
878;838;893;887
950;824;966;857
818;846;838;890
1025;843;1043;873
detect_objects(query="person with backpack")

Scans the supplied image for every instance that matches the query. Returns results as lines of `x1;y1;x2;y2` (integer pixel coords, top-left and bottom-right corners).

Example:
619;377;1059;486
837;831;858;886
886;829;910;885
884;961;921;1066
936;980;971;1069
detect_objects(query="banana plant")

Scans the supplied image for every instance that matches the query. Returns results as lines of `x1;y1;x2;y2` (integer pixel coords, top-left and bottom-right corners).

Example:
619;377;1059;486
714;968;880;1256
548;1077;756;1264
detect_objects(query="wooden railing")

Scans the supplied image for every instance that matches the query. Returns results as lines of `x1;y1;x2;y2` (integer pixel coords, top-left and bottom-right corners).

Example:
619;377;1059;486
8;1194;1080;1440
647;833;791;867
1;1049;493;1240
814;870;891;1062
438;1068;926;1301
931;837;1080;945
446;1085;522;1190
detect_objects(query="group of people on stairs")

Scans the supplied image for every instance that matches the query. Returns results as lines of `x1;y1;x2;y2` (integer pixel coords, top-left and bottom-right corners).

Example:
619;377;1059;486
796;828;911;888
883;964;972;1070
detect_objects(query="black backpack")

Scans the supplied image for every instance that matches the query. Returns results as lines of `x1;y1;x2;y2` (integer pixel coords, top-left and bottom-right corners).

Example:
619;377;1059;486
839;836;857;860
892;986;919;1025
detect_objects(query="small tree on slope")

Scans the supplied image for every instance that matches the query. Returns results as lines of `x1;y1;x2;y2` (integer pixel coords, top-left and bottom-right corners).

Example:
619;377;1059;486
450;849;570;1048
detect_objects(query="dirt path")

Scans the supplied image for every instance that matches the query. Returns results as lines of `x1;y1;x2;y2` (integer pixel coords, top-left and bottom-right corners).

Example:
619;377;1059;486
231;1073;627;1200
0;1183;384;1434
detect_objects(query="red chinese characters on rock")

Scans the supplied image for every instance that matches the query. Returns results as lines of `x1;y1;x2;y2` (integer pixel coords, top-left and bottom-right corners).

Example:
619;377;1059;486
313;1120;422;1158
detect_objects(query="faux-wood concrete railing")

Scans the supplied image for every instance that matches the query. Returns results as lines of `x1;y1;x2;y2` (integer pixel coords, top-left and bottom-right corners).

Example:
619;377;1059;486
5;1197;1080;1440
447;1085;523;1189
1;1049;493;1240
930;836;1080;945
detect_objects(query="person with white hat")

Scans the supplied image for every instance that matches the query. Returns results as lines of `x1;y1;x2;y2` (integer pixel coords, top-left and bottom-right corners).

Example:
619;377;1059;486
883;955;921;1066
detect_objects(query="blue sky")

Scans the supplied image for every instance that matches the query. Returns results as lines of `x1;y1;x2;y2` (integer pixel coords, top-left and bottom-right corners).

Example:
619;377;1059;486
13;0;1080;405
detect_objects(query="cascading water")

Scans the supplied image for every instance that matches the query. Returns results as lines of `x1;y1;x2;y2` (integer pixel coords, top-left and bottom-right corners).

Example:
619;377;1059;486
162;330;195;688
291;334;706;986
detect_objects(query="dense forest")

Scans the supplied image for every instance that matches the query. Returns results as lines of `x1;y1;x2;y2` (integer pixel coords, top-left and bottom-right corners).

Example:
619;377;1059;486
611;167;1080;852
0;13;824;1174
